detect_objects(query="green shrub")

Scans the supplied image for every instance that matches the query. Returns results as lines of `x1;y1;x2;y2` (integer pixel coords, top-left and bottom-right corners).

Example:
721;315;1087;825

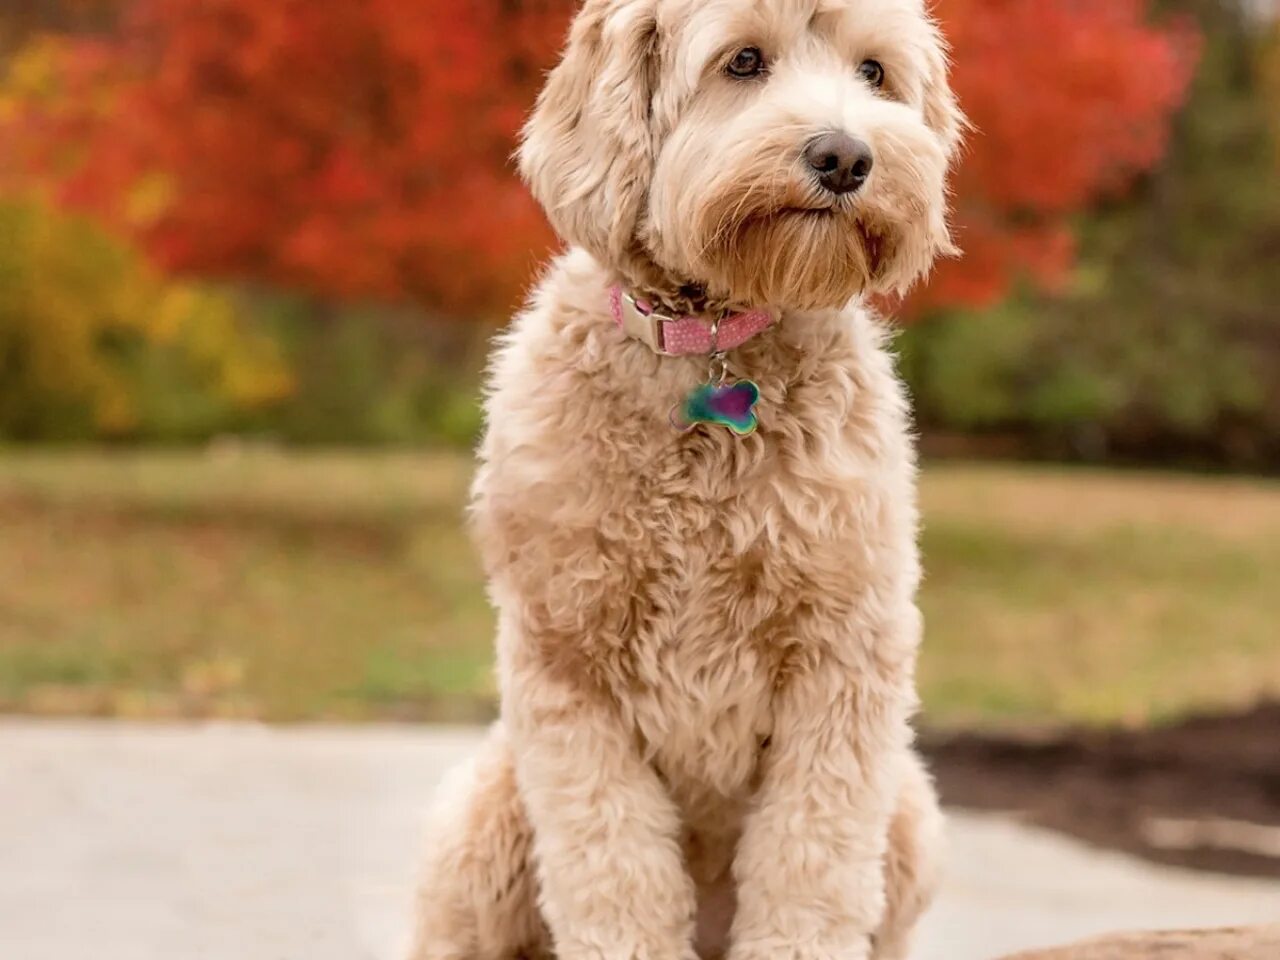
0;198;291;442
901;2;1280;468
241;296;488;449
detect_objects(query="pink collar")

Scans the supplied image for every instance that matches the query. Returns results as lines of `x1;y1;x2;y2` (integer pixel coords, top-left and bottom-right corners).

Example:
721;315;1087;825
609;286;775;357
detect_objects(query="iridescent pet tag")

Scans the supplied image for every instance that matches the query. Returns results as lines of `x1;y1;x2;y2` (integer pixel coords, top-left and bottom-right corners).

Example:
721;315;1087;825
671;377;760;436
667;314;762;437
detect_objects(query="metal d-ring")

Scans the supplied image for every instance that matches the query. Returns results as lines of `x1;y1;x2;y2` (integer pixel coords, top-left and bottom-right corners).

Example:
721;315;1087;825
707;313;729;385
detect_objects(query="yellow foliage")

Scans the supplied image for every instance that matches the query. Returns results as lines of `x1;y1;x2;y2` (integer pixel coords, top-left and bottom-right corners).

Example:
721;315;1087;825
124;172;177;230
0;197;293;440
1;36;64;103
151;283;295;409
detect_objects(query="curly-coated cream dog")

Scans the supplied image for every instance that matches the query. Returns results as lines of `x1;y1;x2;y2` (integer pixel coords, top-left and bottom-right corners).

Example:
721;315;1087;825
409;1;963;958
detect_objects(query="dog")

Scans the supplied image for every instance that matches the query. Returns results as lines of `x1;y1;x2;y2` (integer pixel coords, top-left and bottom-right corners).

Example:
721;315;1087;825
409;1;963;958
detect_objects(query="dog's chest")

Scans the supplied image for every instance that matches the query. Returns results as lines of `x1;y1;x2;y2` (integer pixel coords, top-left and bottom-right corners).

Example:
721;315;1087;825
631;556;782;800
482;302;914;799
631;654;774;812
616;435;859;798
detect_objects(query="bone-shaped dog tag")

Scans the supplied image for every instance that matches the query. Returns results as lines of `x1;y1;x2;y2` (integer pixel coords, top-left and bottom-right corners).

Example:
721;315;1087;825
671;380;760;436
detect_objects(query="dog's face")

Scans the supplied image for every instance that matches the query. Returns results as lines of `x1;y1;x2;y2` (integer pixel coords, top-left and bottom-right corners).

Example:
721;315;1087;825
521;0;963;311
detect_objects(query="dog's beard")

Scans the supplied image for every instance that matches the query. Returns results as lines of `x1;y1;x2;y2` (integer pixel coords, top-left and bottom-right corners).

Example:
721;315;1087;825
702;205;877;310
689;179;941;310
655;127;951;311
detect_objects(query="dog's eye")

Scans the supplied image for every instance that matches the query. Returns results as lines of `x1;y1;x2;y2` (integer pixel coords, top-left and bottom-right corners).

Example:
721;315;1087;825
857;59;885;88
727;47;766;79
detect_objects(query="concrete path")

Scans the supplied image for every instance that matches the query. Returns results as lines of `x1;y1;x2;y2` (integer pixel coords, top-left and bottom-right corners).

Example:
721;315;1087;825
1;722;1276;960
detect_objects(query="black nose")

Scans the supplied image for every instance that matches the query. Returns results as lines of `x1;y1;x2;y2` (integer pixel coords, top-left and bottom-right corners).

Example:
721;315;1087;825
805;133;874;196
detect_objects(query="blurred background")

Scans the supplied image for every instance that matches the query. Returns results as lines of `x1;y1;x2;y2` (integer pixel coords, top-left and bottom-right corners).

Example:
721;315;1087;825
0;0;1278;879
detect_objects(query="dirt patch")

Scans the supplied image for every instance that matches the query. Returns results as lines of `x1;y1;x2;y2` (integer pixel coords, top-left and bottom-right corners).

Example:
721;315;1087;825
923;704;1280;878
998;926;1280;960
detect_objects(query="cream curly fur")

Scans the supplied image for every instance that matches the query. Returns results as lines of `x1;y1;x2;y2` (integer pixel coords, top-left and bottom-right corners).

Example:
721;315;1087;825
409;1;963;958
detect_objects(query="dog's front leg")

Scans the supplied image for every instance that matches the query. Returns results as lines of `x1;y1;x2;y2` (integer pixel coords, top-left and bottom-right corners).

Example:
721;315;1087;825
506;649;698;960
729;630;916;960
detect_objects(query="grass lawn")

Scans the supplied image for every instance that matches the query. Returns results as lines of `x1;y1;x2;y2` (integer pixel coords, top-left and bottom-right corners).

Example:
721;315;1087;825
2;449;1278;727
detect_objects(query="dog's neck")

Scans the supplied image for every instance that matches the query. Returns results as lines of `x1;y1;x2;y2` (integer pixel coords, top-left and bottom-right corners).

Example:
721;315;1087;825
612;244;748;318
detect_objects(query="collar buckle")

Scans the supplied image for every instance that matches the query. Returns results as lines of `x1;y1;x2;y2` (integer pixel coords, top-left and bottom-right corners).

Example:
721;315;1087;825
618;291;672;354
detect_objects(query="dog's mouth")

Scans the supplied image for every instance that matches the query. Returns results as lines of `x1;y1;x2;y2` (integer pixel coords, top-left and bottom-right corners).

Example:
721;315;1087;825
735;205;838;234
768;208;888;262
776;205;837;220
737;207;889;275
858;223;883;272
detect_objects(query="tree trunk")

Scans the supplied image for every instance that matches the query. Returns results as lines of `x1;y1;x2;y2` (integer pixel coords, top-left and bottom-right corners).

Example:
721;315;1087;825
998;926;1280;960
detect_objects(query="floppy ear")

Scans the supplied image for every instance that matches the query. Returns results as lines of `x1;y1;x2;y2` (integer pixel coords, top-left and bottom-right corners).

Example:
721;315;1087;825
919;22;966;164
519;0;658;265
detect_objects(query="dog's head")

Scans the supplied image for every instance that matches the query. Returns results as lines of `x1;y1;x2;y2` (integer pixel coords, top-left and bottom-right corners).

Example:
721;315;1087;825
520;0;964;312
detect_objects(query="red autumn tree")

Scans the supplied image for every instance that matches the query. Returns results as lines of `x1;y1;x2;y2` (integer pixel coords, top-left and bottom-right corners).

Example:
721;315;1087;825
2;0;570;316
922;0;1201;311
1;0;1198;319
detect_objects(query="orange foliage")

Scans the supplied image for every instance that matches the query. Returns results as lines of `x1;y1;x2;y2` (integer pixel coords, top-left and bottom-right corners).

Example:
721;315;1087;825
1;0;1199;319
918;0;1201;312
3;0;568;316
